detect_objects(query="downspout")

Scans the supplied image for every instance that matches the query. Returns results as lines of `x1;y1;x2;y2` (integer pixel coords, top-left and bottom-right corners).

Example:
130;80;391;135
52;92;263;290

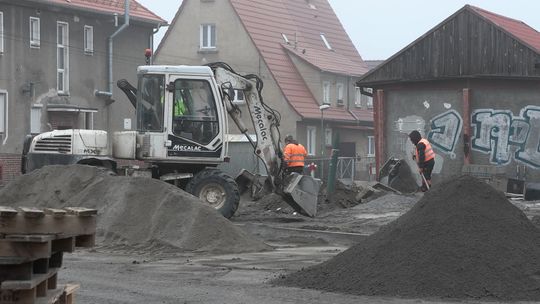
95;0;130;98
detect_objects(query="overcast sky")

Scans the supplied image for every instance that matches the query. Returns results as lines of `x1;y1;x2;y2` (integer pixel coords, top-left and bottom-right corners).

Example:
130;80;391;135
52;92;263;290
137;0;540;60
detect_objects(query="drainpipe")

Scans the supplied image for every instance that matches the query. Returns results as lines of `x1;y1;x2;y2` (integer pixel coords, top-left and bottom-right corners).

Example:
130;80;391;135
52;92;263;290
95;0;130;98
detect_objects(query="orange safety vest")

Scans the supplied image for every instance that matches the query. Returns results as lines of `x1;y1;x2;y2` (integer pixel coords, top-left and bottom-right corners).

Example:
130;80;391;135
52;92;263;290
416;138;435;163
284;143;307;167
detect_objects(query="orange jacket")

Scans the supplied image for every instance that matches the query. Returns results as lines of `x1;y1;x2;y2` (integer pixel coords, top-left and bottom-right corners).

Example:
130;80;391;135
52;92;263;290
415;138;435;164
284;143;307;167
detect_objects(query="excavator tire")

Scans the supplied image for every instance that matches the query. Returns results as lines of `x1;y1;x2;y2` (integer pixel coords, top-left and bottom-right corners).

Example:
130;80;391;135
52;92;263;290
185;169;240;219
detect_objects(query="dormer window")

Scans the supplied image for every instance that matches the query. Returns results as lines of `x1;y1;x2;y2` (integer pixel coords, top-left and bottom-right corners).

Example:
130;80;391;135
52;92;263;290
320;33;332;50
281;33;289;44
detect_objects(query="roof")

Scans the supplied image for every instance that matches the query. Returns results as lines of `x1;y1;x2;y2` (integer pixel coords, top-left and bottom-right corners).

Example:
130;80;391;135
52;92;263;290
229;0;369;122
45;0;165;24
469;5;540;53
357;5;540;86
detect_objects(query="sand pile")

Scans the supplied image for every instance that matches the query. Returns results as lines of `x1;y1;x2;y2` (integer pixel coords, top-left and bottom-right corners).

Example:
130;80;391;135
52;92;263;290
387;160;419;193
277;175;540;301
0;165;270;254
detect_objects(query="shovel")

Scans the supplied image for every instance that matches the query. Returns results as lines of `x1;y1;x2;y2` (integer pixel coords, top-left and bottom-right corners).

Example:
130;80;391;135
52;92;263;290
420;171;430;190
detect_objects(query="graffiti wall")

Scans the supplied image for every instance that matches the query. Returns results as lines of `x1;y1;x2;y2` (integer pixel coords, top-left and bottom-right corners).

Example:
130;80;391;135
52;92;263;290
471;106;540;168
400;106;540;170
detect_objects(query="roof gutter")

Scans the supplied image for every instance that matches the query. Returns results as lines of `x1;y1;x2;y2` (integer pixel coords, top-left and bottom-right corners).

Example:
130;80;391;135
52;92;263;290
95;0;130;99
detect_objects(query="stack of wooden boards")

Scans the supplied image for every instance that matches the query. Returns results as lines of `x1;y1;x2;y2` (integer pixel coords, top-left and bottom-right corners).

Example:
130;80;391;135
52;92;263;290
0;206;97;304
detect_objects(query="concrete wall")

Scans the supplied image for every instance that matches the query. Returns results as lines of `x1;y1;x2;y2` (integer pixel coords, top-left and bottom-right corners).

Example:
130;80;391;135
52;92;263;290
155;0;300;139
381;79;540;184
0;2;155;184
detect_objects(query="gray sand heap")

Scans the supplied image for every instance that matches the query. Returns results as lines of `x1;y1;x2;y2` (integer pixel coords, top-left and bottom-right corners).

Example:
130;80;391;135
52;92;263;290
277;175;540;301
0;165;270;254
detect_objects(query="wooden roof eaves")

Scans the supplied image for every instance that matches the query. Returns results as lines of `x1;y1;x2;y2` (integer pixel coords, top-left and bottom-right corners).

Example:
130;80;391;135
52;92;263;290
357;74;540;88
467;6;540;55
357;5;473;85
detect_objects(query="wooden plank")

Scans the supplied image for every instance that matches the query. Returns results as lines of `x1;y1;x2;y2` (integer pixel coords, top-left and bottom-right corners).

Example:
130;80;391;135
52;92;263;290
17;208;45;219
1;268;59;290
0;207;18;218
75;234;95;248
0;240;52;261
5;235;56;243
0;262;33;281
51;238;75;253
64;207;97;217
0;289;35;304
43;209;66;218
0;214;96;236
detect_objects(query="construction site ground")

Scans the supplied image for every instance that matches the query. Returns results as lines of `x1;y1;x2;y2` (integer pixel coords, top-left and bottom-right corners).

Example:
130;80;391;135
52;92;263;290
59;194;540;304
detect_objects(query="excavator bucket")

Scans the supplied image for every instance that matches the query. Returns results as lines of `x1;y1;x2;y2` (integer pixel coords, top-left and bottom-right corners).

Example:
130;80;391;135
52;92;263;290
282;173;320;217
235;169;321;217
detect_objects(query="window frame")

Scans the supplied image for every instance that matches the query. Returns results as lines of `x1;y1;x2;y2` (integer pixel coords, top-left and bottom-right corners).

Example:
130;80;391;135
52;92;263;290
30;104;42;134
336;82;344;105
30;17;40;48
324;128;332;146
200;24;216;49
0;90;7;137
57;21;69;94
0;12;4;54
84;25;94;55
368;135;375;156
307;126;317;156
322;81;331;105
354;86;362;108
363;88;374;109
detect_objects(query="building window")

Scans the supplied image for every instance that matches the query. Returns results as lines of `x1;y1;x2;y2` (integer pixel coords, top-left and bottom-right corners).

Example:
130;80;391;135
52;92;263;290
84;25;93;54
361;88;373;109
307;126;316;155
0;12;4;54
322;81;330;105
30;105;42;134
325;128;332;146
200;24;216;49
336;83;344;105
232;89;245;104
30;17;40;48
0;91;6;135
368;136;375;156
354;87;361;107
320;33;332;50
57;22;69;94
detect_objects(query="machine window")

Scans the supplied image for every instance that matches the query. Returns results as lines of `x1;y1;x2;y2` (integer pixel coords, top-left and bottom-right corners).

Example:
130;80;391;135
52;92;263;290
171;79;218;145
137;74;165;132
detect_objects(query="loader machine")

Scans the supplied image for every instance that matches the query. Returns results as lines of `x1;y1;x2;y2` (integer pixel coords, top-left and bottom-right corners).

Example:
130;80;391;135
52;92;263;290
22;63;320;218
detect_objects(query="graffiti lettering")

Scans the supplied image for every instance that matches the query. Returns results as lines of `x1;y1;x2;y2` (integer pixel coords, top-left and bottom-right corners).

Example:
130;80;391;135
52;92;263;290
471;106;540;168
428;110;462;158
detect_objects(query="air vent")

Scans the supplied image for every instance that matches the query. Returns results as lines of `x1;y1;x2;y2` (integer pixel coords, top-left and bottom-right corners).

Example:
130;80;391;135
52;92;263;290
34;134;72;153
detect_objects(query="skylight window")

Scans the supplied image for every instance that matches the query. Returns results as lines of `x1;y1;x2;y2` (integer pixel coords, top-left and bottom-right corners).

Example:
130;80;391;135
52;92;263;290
305;0;317;9
320;33;332;50
281;33;290;44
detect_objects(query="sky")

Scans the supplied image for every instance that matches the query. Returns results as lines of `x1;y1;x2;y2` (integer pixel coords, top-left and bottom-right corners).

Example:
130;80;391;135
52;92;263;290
137;0;540;60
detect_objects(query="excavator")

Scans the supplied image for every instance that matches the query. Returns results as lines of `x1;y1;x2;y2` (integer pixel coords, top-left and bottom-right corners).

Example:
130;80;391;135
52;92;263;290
21;62;320;218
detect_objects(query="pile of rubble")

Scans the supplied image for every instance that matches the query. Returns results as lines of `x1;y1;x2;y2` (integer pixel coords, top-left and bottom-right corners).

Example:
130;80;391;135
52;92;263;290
277;175;540;301
0;165;270;255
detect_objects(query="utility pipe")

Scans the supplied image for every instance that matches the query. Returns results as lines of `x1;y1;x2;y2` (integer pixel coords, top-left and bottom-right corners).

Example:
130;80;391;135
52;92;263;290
95;0;130;98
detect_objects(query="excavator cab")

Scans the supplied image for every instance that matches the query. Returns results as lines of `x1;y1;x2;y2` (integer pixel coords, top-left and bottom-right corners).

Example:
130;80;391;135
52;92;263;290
116;64;320;218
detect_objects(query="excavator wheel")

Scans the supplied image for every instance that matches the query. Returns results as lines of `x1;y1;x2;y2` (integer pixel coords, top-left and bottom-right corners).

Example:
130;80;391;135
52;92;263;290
185;169;240;219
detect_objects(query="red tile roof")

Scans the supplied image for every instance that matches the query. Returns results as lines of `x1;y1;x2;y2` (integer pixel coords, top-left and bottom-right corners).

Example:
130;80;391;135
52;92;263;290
47;0;165;24
469;5;540;53
229;0;369;122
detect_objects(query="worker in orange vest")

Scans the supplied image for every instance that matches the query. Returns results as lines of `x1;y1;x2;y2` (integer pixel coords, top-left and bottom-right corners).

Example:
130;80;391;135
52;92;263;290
283;134;307;175
409;130;435;192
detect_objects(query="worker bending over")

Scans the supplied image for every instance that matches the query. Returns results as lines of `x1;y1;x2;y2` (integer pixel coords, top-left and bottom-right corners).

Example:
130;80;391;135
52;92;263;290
409;130;435;192
283;134;307;174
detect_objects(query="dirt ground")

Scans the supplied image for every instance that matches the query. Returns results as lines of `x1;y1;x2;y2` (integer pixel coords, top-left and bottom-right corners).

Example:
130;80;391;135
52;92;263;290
57;191;540;303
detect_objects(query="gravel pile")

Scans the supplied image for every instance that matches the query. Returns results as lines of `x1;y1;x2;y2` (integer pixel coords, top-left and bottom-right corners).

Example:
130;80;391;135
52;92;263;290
0;165;270;254
277;175;540;301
